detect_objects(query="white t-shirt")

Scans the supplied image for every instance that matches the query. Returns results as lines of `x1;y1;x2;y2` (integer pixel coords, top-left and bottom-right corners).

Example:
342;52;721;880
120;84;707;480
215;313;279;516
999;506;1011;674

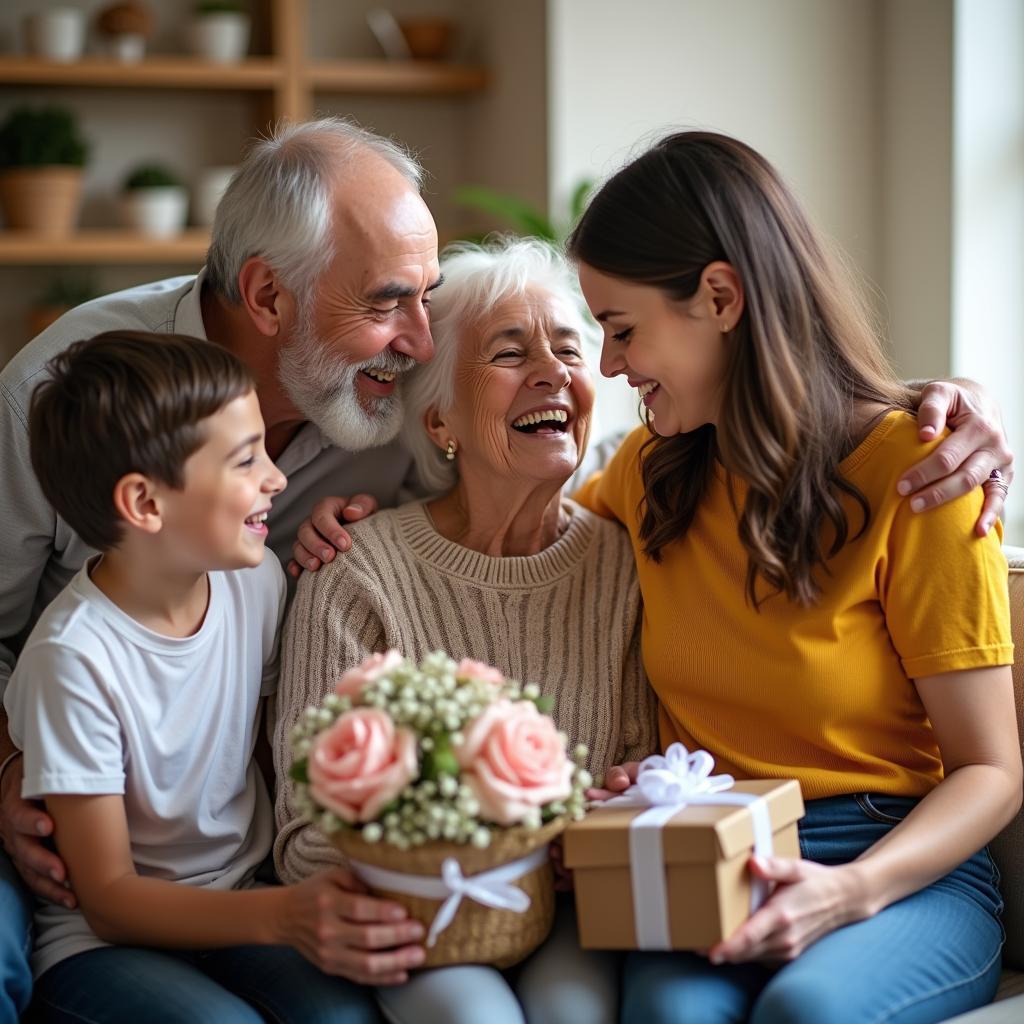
3;553;286;978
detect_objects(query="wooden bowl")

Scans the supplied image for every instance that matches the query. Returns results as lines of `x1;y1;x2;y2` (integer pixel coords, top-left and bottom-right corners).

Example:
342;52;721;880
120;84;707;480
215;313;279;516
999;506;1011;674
397;17;454;61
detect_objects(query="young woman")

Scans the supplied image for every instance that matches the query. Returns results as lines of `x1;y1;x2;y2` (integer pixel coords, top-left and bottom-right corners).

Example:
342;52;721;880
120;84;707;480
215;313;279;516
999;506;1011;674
569;132;1020;1024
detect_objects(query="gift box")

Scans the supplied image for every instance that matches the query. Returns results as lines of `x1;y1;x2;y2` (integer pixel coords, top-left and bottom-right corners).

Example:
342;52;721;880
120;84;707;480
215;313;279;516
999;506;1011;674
564;769;804;950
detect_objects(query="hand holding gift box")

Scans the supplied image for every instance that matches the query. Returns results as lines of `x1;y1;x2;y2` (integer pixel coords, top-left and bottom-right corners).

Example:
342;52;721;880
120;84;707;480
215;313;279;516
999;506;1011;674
564;744;804;950
289;650;591;968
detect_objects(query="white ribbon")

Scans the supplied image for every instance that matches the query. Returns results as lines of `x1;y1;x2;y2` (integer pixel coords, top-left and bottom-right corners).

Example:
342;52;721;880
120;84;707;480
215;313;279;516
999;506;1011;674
348;845;550;948
605;743;775;950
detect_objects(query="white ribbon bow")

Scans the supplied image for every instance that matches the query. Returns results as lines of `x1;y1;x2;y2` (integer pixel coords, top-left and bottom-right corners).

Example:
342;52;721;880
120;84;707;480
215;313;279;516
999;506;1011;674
605;743;773;950
349;845;549;947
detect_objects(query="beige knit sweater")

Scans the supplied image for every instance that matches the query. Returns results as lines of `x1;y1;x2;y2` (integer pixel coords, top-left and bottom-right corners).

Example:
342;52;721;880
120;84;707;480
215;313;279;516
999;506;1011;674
272;497;658;883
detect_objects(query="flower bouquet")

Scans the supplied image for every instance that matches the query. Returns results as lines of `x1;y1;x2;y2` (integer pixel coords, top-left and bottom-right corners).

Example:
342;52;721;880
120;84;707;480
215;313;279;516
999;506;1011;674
289;650;590;968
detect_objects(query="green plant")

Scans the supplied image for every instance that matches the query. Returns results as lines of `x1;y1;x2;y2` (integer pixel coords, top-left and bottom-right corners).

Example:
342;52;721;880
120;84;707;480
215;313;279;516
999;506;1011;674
451;179;593;244
194;0;247;14
123;164;181;190
0;107;88;170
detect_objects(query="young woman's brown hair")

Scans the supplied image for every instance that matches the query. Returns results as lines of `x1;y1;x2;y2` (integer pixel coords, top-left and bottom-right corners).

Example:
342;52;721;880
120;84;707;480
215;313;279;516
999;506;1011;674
568;131;912;606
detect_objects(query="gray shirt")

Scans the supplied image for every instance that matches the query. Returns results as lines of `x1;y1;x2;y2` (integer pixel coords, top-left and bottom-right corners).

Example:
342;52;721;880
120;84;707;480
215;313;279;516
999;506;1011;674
0;271;416;699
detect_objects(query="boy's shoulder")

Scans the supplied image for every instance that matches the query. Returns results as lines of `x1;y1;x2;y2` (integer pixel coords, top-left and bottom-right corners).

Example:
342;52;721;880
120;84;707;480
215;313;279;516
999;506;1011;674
19;565;115;662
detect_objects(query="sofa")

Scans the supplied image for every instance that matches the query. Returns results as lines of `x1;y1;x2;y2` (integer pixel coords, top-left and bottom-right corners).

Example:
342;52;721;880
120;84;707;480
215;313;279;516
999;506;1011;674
945;546;1024;1022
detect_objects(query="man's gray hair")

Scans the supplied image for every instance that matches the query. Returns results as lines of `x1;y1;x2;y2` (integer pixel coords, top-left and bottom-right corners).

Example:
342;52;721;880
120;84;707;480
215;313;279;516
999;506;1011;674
206;117;424;305
403;235;598;496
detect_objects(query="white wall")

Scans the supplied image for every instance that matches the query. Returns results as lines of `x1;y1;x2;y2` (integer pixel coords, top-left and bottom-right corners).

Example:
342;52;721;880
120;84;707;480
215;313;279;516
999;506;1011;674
878;0;954;381
546;0;882;440
951;0;1024;540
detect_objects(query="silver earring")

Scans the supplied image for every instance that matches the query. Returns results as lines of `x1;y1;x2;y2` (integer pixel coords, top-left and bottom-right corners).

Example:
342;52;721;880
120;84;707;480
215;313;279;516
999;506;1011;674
445;440;456;461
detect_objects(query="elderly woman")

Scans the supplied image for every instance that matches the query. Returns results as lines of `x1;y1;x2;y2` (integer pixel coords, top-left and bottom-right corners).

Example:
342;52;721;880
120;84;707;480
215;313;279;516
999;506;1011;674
273;237;657;1024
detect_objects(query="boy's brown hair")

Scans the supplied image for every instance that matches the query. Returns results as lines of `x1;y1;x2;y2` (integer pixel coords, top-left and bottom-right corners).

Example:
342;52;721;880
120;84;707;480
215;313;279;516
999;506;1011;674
29;331;255;551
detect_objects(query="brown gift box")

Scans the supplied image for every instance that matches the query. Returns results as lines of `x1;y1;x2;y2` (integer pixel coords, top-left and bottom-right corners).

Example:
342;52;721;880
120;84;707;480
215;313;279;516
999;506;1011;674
564;779;804;950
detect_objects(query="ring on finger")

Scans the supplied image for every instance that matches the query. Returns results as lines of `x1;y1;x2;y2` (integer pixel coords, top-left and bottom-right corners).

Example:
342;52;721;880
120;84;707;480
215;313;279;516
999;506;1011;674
986;468;1010;497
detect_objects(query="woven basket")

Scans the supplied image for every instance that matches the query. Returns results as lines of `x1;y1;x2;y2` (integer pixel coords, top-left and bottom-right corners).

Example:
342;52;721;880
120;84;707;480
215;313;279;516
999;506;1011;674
333;817;564;969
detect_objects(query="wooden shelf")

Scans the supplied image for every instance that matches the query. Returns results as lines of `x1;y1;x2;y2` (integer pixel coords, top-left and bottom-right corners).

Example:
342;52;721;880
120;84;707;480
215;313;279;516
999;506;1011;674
309;60;487;95
0;56;283;90
0;57;487;96
0;230;210;265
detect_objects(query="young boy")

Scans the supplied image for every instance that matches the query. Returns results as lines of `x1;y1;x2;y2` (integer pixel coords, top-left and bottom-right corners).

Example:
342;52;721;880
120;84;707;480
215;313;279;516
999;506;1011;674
2;332;422;1023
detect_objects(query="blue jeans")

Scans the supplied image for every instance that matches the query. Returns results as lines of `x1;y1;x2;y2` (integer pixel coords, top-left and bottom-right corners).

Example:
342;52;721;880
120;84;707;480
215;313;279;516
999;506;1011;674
621;794;1004;1024
30;944;382;1024
0;849;33;1024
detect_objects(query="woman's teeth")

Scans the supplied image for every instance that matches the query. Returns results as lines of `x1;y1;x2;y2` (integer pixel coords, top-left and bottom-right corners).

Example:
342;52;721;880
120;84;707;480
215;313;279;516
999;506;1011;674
244;512;268;526
637;381;658;399
511;409;569;428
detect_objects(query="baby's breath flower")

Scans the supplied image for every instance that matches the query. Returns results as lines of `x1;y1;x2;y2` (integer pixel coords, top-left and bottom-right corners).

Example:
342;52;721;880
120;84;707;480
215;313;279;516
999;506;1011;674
420;736;434;752
522;683;540;699
450;731;464;747
576;769;593;789
362;822;383;843
471;827;491;849
574;744;589;763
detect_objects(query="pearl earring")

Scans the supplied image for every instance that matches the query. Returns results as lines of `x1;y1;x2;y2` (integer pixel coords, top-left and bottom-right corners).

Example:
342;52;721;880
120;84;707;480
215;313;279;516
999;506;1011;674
445;440;457;461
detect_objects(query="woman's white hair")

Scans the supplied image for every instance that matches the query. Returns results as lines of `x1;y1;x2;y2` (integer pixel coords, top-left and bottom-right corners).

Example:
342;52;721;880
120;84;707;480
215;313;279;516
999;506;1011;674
206;117;423;305
403;235;598;496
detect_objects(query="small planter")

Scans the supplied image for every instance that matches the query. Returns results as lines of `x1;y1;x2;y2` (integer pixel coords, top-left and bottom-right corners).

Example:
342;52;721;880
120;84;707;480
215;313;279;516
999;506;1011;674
23;8;87;63
96;2;153;63
188;13;251;64
0;167;83;236
106;33;146;62
122;186;189;238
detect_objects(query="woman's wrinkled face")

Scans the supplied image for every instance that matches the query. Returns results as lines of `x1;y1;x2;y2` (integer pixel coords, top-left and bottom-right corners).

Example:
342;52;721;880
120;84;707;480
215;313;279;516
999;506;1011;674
444;287;594;486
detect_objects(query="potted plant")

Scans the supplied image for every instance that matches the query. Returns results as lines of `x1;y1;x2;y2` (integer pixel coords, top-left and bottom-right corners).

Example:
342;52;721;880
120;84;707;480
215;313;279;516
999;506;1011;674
121;164;188;238
0;106;88;236
96;2;155;63
188;1;251;64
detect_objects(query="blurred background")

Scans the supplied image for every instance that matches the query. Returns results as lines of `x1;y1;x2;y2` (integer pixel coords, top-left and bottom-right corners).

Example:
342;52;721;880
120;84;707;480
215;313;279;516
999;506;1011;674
0;0;1020;536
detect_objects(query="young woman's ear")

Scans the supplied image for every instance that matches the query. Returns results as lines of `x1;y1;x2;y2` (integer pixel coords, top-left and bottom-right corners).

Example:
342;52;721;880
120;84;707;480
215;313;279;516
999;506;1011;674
237;256;294;338
111;474;163;535
701;261;745;331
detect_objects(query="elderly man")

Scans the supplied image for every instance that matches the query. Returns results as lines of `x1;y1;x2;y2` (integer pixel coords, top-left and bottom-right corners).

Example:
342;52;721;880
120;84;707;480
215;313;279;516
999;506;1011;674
0;114;1014;1021
0;117;439;1021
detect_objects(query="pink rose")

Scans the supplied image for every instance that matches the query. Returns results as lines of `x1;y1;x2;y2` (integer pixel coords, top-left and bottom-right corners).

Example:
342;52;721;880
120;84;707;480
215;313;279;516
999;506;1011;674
335;650;404;700
455;658;505;686
308;708;418;823
456;700;573;826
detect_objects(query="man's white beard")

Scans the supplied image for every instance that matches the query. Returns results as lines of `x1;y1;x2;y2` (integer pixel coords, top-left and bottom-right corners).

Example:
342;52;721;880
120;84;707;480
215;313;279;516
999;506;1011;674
278;311;412;452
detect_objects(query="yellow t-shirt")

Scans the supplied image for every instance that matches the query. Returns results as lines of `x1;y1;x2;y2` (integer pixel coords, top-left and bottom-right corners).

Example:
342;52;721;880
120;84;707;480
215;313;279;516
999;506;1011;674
574;412;1013;800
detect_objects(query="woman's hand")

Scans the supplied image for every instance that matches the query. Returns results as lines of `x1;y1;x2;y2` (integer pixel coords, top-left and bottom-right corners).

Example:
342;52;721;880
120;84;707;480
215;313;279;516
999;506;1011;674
277;867;426;985
707;855;869;965
901;379;1014;536
287;494;379;578
585;761;639;802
